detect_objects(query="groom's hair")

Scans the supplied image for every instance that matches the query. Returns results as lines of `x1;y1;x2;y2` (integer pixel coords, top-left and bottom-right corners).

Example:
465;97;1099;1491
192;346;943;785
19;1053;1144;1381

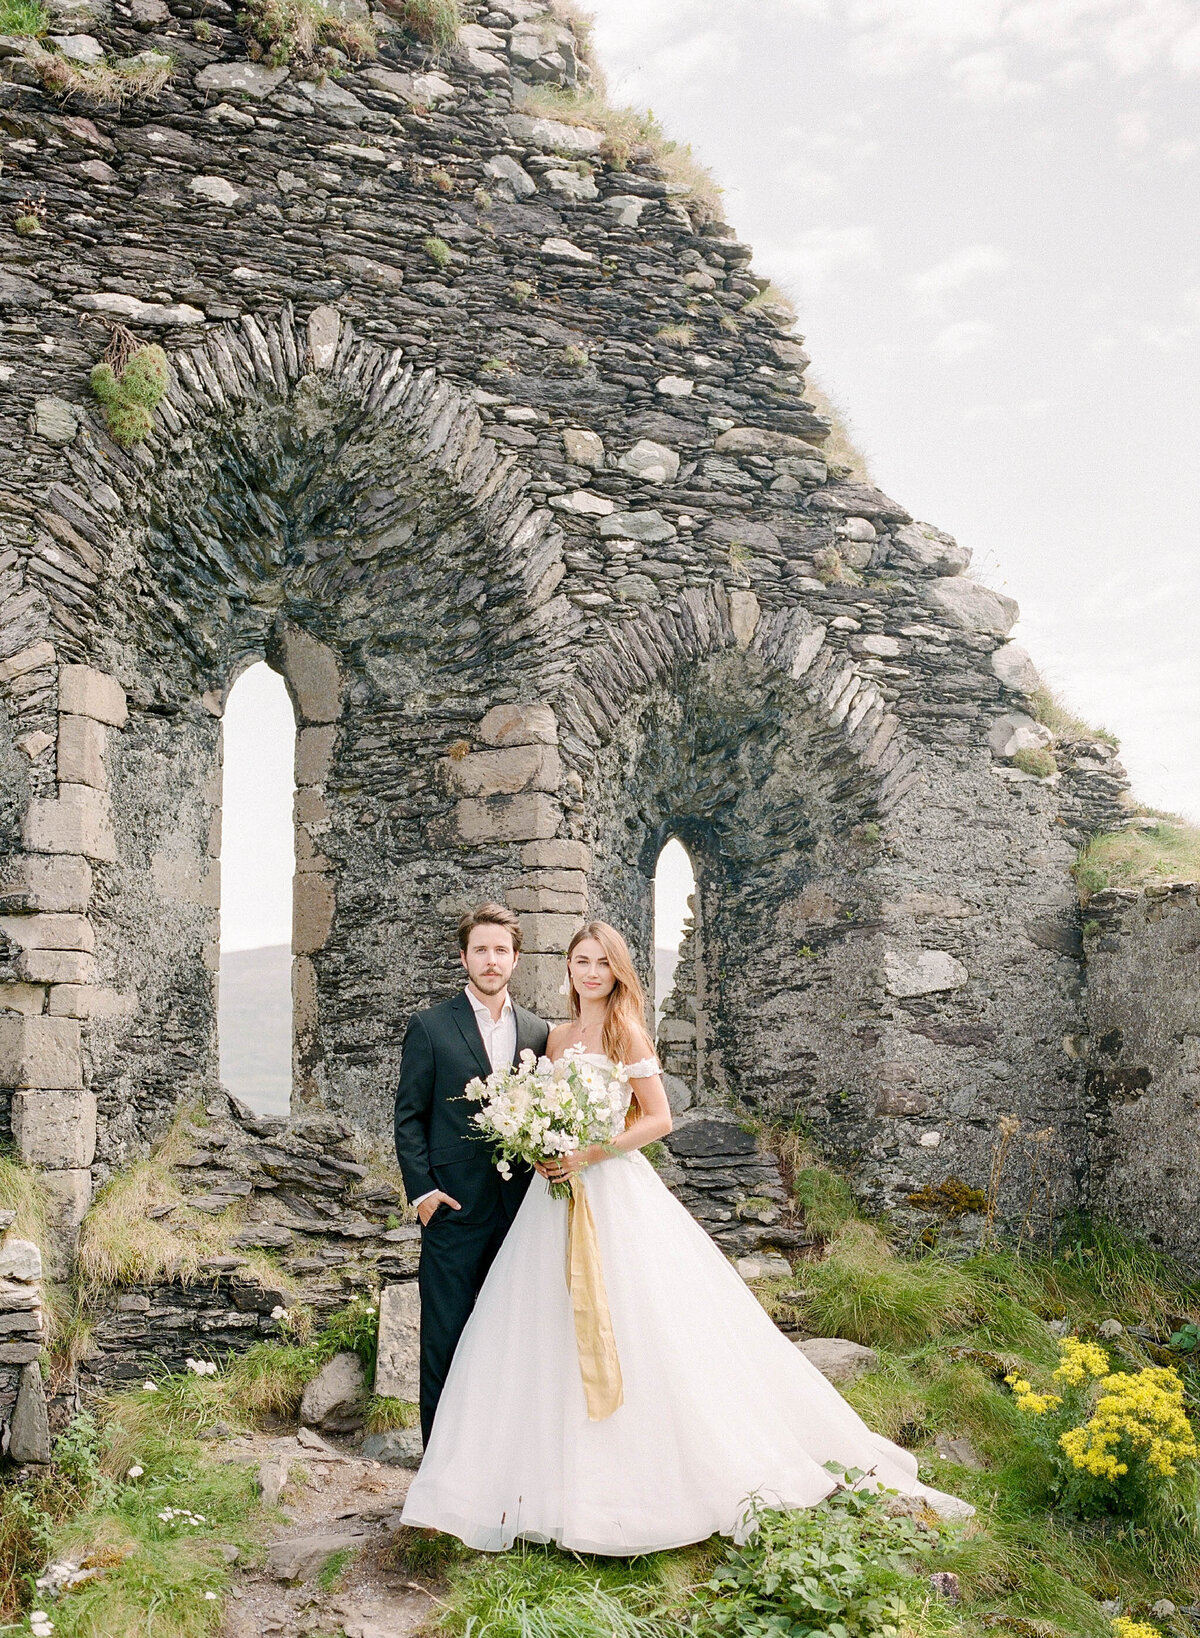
457;902;523;953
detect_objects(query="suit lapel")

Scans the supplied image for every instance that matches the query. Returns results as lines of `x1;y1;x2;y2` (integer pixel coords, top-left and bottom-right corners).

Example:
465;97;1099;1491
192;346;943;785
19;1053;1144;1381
512;1005;537;1068
451;991;492;1079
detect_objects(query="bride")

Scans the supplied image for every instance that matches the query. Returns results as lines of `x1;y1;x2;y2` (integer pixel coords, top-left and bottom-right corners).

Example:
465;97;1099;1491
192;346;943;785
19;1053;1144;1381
400;920;967;1556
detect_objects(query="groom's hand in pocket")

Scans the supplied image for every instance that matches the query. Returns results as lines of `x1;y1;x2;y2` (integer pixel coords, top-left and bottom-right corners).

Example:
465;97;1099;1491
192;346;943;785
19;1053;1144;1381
417;1191;461;1226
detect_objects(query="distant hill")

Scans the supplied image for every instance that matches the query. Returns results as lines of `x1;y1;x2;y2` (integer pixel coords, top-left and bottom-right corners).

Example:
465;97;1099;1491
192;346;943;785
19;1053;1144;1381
218;942;687;1116
218;944;291;1116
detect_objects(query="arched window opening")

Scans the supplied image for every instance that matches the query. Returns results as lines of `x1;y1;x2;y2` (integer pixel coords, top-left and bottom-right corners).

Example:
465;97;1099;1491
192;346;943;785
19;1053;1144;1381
218;662;296;1116
653;839;700;1105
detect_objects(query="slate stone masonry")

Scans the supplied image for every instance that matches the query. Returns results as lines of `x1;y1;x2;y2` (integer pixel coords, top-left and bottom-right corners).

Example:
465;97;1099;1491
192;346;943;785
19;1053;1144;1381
0;0;1163;1279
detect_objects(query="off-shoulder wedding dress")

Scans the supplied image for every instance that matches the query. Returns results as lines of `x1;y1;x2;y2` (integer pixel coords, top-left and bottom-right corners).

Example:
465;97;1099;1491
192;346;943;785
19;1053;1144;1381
400;1053;968;1556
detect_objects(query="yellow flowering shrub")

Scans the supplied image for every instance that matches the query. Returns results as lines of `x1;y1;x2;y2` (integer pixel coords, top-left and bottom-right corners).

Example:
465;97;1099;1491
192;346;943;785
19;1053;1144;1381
1054;1336;1110;1387
1059;1366;1199;1481
1113;1620;1161;1638
1005;1336;1200;1517
1003;1373;1062;1415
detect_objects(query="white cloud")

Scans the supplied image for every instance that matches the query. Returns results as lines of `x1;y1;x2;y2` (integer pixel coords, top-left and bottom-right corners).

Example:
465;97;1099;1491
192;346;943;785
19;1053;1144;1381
1118;109;1151;145
932;319;998;358
837;0;1200;86
908;243;1011;298
949;48;1040;98
760;225;877;295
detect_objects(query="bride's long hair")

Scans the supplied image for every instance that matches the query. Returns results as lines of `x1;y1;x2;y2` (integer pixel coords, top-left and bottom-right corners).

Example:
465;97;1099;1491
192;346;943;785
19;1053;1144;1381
565;921;651;1123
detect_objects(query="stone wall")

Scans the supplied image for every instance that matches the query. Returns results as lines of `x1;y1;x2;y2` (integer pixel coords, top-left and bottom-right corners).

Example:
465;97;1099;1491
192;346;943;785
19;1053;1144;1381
0;0;1150;1254
1083;883;1200;1270
0;1213;50;1462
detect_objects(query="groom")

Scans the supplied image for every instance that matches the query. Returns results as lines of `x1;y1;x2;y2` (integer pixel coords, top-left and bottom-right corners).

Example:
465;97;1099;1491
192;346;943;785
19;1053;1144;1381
394;902;550;1443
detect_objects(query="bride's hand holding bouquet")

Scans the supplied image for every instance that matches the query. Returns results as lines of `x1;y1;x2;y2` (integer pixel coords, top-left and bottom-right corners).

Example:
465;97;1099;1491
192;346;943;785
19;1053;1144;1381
463;1045;629;1200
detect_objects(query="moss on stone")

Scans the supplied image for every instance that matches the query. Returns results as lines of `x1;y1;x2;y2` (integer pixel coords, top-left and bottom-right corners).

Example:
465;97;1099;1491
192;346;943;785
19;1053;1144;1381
1012;746;1058;779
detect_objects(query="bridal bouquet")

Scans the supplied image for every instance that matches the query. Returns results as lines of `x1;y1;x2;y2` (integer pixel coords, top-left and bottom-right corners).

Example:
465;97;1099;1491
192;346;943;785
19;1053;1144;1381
464;1046;630;1200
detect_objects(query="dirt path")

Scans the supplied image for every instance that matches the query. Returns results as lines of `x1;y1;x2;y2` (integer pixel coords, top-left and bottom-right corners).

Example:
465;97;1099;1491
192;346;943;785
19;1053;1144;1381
217;1427;436;1638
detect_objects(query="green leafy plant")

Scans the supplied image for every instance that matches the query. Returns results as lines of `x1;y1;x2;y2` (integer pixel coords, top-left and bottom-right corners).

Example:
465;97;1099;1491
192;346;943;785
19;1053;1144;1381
1170;1322;1200;1355
423;234;452;269
236;0;376;68
390;0;459;50
696;1474;940;1637
90;343;170;447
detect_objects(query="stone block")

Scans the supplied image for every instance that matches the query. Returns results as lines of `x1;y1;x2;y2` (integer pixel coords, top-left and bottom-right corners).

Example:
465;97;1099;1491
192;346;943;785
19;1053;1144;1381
562;428;604;469
794;1337;879;1385
520;838;592;872
294;787;330;826
299;1350;364;1431
506;884;587;915
0;912;94;953
888;522;971;577
928;577;1019;636
57;664;127;727
374;1281;420;1399
883;949;969;998
267;1532;367;1585
19;947;95;986
360;1427;423;1467
295;724;337;785
38;1169;92;1277
987;712;1054;760
23;785;117;862
510;952;570;1019
454;794;560;844
57;713;107;787
0;1239;41;1281
448;744;561;798
278;627;341;723
293;872;334;955
991;641;1041;694
306;304;340;372
729;589;760;649
517;911;580;954
46;985;130;1020
0;641;55;684
477;703;558;747
0;854;92;913
12;1089;96;1167
9;1362;51;1463
0;1014;83;1089
0;985;46;1016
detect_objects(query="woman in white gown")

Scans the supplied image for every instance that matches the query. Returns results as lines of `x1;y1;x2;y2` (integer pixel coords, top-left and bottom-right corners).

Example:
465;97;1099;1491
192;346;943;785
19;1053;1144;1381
400;921;967;1556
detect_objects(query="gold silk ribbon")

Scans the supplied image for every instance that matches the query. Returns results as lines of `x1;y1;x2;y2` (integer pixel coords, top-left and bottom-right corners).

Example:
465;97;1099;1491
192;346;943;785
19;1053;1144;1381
566;1174;624;1420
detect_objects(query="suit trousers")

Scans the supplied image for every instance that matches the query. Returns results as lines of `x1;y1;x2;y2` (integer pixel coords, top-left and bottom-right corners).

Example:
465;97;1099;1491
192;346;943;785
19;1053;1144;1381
417;1194;511;1445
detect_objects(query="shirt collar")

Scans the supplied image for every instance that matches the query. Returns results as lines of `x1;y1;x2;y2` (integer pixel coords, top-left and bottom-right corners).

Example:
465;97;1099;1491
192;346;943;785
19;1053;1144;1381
465;984;513;1023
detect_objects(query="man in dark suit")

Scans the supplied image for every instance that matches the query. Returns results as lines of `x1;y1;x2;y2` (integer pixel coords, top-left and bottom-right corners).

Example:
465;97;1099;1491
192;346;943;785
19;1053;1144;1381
394;902;550;1443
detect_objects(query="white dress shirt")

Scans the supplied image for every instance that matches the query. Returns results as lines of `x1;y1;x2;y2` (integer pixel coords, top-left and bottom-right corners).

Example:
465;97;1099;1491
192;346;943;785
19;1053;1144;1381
412;987;516;1210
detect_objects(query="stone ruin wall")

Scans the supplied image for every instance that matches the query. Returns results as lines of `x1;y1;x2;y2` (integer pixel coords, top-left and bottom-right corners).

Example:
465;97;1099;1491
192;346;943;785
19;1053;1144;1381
1083;884;1200;1274
0;0;1184;1322
0;1214;50;1461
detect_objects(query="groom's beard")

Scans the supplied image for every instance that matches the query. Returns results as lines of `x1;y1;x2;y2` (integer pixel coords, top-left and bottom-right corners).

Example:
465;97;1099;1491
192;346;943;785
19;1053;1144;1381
470;972;509;996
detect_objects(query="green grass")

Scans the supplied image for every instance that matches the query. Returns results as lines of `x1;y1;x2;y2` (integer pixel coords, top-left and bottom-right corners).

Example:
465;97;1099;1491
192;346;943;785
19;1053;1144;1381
1074;816;1200;901
236;0;376;67
390;0;460;50
0;1149;50;1245
0;0;48;34
1030;685;1119;746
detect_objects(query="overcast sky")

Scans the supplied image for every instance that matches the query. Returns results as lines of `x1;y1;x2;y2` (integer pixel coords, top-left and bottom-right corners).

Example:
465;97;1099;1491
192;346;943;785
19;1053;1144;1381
581;0;1198;824
221;1;1198;952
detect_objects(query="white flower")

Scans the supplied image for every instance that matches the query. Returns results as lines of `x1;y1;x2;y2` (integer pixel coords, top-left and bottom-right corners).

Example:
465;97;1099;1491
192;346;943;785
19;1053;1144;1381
143;1381;158;1392
30;1614;49;1624
270;1305;285;1320
204;1591;217;1600
496;1159;512;1181
32;1623;53;1637
127;1465;143;1480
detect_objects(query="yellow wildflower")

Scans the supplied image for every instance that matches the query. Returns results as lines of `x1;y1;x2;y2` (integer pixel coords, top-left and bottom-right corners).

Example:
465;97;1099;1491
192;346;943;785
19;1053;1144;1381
1054;1336;1111;1387
1004;1372;1062;1416
1113;1620;1161;1638
1060;1364;1199;1481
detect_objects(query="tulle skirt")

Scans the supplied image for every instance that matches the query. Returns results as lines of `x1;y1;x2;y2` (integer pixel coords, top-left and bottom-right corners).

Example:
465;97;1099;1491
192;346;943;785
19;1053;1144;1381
400;1150;967;1555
